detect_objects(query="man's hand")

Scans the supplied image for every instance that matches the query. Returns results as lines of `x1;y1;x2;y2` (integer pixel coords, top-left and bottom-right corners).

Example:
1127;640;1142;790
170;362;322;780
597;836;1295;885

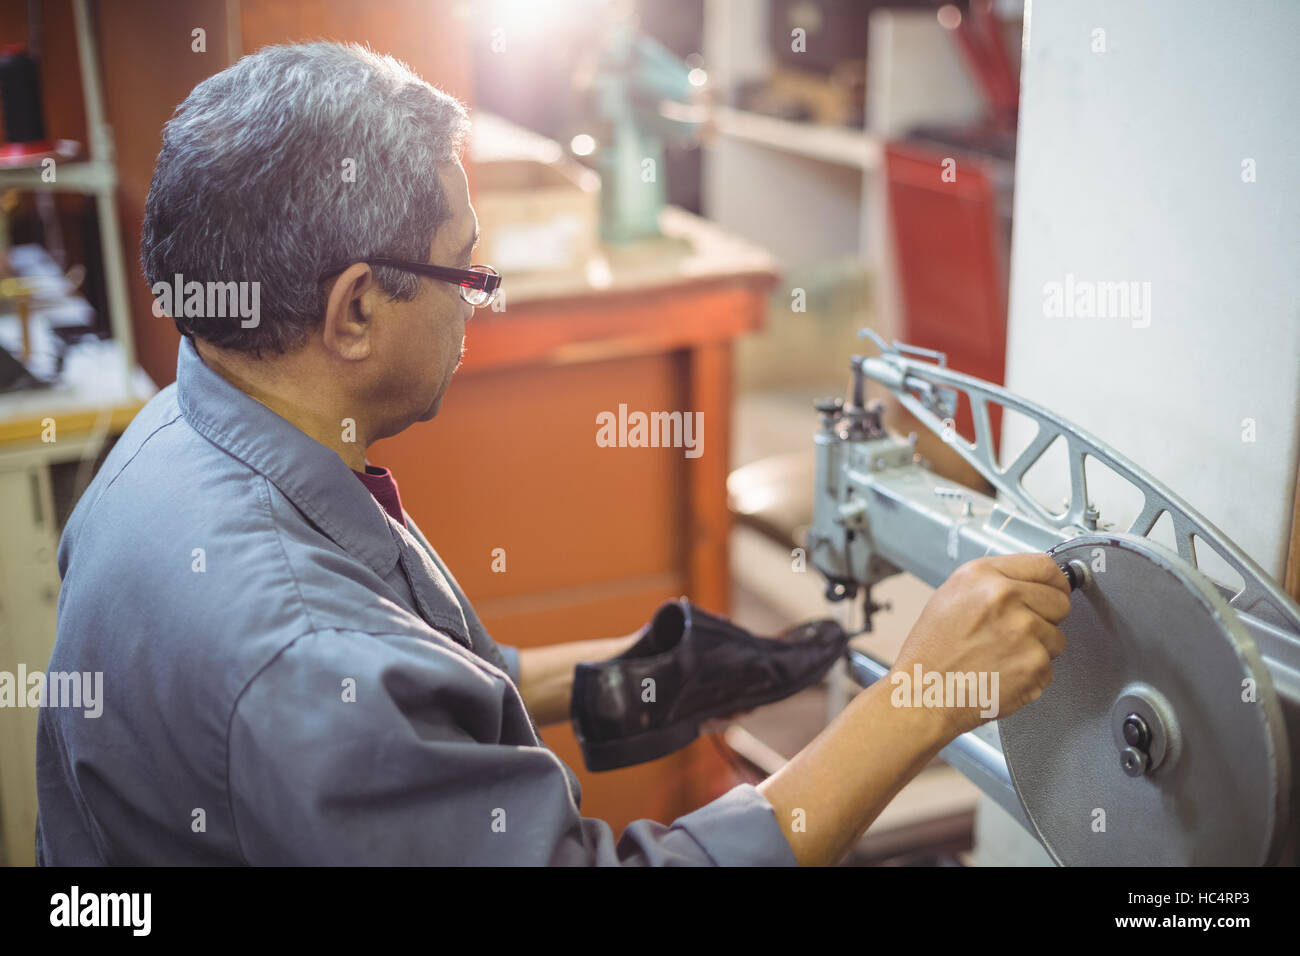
892;552;1072;739
757;551;1073;866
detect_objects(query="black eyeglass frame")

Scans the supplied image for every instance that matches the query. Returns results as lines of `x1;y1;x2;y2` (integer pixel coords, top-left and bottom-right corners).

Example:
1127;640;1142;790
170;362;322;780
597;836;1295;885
318;257;502;306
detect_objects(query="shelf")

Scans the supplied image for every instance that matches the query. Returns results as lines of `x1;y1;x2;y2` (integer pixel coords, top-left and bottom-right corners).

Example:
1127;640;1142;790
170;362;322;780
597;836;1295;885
0;158;116;195
713;107;882;171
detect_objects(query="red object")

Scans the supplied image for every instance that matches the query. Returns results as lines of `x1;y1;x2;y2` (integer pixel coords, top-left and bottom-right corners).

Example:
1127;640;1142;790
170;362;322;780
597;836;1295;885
950;0;1020;132
0;139;80;168
353;465;406;524
0;139;56;160
884;141;1008;446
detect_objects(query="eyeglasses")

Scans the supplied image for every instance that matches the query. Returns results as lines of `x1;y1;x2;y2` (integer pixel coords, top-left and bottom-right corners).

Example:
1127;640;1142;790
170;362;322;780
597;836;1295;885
319;257;502;307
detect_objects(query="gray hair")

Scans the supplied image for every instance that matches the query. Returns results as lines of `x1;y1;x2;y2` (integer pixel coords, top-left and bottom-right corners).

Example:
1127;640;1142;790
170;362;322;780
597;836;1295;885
141;42;470;354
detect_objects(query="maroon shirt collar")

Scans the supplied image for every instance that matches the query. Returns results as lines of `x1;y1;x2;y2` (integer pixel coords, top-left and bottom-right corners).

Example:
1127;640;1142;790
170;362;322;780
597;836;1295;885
353;464;405;525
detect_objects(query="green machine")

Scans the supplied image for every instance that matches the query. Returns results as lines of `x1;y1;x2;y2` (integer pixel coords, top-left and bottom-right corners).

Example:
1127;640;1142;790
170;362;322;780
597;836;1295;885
587;22;703;243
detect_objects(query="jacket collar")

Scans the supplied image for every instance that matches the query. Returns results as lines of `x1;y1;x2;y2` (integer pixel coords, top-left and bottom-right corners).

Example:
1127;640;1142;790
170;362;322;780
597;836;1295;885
174;335;400;579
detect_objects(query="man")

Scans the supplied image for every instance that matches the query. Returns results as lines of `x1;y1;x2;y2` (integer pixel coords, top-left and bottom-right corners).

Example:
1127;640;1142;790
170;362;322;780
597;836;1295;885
37;42;1069;866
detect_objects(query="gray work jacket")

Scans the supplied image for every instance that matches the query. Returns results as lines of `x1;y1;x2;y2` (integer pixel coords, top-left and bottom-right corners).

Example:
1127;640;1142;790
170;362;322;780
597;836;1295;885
35;335;796;866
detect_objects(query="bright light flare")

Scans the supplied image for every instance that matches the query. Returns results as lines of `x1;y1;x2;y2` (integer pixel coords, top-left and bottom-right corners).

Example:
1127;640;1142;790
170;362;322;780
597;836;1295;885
937;4;962;30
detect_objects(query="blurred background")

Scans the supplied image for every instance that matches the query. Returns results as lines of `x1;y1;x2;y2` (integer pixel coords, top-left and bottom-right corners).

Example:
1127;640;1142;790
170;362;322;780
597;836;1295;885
2;0;1296;869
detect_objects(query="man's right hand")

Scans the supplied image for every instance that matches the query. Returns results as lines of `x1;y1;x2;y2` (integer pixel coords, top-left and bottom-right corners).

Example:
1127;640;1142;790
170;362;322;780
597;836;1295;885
759;551;1073;865
891;553;1072;740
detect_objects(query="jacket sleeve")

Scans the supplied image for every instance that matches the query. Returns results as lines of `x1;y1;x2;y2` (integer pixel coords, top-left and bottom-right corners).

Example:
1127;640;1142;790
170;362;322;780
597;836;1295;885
227;628;797;866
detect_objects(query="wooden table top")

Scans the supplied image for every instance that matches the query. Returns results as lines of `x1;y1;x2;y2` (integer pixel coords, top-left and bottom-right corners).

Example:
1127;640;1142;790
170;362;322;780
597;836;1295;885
500;206;781;306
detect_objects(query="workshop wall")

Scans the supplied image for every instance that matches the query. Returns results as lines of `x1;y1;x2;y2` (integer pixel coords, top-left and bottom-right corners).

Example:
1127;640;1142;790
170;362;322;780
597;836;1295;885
985;0;1300;866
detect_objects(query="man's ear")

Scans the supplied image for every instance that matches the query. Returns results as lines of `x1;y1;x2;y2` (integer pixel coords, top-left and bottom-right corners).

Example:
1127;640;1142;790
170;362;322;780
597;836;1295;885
321;263;377;360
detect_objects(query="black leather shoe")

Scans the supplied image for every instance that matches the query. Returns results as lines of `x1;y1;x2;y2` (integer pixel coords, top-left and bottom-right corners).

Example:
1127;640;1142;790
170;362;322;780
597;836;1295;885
571;599;851;771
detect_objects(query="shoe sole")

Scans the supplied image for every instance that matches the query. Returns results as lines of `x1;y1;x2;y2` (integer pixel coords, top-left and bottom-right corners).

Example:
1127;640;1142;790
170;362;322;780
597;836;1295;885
578;719;702;772
576;649;847;772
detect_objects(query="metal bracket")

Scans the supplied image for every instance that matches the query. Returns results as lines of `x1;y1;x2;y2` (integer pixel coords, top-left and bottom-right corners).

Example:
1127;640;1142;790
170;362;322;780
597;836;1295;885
856;330;1300;634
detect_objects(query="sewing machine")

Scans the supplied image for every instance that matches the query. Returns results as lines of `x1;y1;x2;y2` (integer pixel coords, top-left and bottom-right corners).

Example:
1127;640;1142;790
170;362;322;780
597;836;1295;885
810;330;1299;865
